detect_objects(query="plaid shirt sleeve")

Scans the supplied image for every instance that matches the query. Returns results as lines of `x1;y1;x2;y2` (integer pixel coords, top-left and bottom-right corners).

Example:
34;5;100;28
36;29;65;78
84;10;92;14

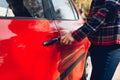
72;1;116;41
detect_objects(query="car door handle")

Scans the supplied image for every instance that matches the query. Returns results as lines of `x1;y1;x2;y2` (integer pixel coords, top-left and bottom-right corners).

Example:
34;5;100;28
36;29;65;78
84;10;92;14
43;38;60;46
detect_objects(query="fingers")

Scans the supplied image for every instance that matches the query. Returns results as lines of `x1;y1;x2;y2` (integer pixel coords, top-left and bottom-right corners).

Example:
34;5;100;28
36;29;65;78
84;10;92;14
60;33;75;45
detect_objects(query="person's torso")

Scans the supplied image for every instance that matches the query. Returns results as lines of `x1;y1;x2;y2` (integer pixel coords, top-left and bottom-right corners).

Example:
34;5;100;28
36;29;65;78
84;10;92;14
88;0;120;45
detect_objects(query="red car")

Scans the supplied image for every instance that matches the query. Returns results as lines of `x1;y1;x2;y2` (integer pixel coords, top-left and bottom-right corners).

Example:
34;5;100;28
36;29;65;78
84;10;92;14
0;0;90;80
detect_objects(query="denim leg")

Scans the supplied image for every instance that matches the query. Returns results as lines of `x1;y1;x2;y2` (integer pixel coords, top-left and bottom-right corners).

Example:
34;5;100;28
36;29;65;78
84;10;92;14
89;45;120;80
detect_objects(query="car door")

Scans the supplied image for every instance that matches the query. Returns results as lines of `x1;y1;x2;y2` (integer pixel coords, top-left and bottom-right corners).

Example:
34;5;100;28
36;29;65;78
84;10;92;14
0;0;60;80
50;0;91;80
0;0;91;80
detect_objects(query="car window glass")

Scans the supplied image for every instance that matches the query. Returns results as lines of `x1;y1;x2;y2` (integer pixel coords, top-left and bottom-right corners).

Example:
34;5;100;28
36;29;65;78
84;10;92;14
51;0;78;20
0;0;78;20
24;0;44;18
0;0;45;18
0;0;14;17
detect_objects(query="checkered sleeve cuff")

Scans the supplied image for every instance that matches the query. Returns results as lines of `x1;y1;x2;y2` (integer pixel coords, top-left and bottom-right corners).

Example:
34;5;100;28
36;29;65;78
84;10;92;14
72;23;93;41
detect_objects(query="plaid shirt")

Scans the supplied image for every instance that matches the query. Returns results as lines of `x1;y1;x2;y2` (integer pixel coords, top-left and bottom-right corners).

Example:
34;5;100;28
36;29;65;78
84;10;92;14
72;0;120;45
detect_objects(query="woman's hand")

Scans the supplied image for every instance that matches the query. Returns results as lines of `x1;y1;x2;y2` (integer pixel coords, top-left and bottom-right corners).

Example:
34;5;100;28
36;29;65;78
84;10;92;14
60;33;75;45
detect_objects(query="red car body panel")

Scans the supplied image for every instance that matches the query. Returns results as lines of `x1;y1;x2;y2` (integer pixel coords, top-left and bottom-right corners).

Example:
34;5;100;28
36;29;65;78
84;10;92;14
54;19;90;80
0;18;90;80
0;0;91;79
0;19;60;80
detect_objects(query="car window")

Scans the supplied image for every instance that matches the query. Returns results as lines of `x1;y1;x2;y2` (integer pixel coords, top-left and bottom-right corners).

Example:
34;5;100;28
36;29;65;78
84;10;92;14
0;0;78;20
24;0;44;18
0;0;45;18
0;0;14;17
51;0;78;20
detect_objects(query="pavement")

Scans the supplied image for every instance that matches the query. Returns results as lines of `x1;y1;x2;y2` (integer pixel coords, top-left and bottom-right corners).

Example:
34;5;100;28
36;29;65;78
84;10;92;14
112;62;120;80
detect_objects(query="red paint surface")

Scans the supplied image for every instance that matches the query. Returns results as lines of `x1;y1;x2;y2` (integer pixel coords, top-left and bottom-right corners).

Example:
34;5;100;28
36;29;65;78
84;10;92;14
0;19;90;80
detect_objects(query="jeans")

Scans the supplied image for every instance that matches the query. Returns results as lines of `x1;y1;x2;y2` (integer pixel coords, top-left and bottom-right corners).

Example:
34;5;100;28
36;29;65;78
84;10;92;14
89;44;120;80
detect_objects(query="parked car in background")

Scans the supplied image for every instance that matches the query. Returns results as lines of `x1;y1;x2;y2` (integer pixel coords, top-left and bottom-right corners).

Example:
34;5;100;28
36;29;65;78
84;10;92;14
0;0;90;80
